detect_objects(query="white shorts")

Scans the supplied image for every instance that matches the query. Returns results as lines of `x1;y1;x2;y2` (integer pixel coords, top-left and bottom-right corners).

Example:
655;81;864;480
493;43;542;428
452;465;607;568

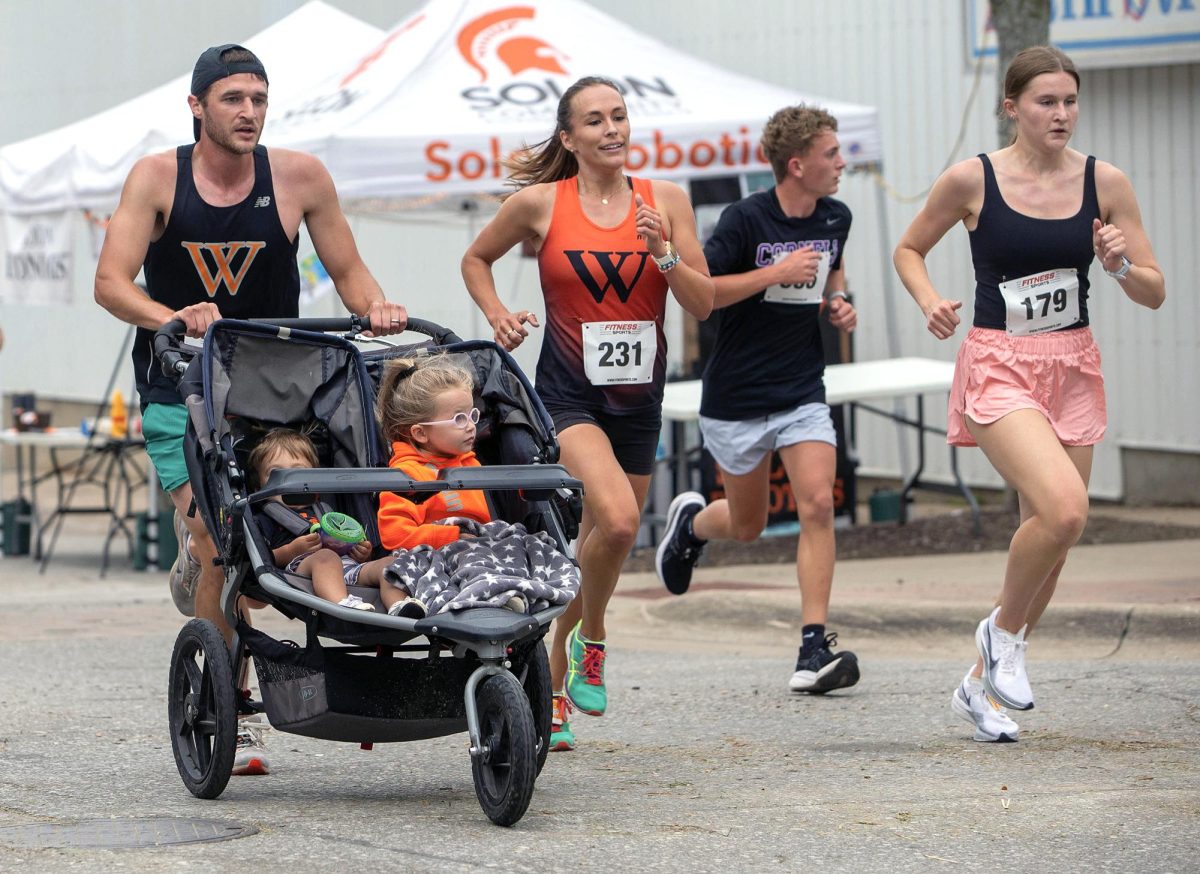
699;402;836;476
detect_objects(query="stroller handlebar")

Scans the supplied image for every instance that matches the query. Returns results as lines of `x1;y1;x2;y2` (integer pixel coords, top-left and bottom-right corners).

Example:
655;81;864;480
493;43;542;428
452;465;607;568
152;315;464;381
152;318;191;379
250;316;462;346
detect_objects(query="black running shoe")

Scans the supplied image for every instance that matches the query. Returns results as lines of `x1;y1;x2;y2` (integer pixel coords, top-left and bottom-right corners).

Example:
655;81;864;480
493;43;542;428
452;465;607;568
655;492;707;595
788;632;860;694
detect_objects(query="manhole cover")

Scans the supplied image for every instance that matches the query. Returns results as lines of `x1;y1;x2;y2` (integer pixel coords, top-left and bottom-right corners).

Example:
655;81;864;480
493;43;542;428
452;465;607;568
0;817;258;849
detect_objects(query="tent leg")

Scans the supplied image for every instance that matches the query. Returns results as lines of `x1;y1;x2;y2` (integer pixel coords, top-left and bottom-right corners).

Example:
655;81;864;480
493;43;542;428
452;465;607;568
873;165;912;479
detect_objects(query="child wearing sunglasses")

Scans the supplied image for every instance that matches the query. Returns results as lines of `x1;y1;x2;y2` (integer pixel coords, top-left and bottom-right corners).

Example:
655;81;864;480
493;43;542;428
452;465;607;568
375;356;493;585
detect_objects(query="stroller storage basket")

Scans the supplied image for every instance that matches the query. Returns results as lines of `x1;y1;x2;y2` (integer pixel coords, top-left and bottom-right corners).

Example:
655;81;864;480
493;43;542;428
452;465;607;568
246;626;473;743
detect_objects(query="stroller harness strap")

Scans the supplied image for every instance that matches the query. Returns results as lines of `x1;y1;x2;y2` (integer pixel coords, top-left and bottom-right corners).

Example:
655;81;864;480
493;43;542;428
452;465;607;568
260;500;332;537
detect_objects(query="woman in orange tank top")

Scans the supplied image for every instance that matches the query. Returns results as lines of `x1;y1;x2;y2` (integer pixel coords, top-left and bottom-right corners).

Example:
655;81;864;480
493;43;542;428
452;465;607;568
463;76;713;750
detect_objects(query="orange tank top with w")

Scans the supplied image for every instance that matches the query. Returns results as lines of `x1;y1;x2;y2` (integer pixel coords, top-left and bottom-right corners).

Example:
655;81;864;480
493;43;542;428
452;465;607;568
535;176;669;414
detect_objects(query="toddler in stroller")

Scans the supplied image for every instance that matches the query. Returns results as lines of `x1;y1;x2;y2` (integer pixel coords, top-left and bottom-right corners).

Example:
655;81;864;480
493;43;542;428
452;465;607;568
156;315;583;826
248;427;397;612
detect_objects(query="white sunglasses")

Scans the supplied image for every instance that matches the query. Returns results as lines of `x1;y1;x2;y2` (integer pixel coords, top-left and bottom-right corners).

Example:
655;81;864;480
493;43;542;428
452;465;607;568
417;407;480;429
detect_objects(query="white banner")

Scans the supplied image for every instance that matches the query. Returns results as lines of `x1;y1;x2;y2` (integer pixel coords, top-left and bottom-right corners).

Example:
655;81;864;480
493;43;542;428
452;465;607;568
968;0;1200;69
0;210;73;305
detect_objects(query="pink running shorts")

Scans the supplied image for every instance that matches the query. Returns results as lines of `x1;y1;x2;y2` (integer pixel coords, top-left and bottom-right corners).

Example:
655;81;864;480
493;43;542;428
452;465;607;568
947;326;1106;447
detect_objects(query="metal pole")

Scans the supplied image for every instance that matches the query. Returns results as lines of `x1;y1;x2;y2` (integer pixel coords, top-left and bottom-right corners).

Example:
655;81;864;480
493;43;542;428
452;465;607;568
873;162;912;478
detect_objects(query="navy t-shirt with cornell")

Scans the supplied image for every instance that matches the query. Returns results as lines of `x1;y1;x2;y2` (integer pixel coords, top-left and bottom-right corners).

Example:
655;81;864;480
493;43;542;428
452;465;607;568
700;189;851;420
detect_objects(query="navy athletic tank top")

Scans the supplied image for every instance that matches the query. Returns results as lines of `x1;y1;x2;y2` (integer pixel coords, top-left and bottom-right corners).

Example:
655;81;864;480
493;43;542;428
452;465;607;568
136;144;300;406
969;153;1100;331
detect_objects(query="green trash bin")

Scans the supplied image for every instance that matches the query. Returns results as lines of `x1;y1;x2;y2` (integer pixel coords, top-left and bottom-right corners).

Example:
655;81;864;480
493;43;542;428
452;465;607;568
868;488;904;524
134;509;179;571
2;498;33;556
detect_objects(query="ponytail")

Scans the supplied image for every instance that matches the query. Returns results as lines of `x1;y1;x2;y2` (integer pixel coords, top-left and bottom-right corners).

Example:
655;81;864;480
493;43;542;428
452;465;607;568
376;355;474;445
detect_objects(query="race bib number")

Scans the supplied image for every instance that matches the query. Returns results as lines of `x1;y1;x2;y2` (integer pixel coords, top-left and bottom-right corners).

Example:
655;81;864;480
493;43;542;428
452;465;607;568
763;250;829;305
1000;268;1080;336
582;321;656;386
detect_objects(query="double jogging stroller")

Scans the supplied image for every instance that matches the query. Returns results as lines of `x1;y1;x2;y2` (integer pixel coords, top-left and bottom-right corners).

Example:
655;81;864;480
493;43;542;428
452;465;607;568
155;316;583;826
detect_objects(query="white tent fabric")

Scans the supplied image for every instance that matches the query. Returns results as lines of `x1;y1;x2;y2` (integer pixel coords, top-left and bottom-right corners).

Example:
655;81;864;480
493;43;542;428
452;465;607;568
264;0;883;208
0;0;882;214
0;1;384;216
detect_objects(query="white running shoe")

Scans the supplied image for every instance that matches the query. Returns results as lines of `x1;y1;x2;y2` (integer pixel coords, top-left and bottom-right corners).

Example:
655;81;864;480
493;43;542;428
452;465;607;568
976;607;1033;711
951;670;1019;742
168;512;202;617
232;717;271;776
338;594;375;611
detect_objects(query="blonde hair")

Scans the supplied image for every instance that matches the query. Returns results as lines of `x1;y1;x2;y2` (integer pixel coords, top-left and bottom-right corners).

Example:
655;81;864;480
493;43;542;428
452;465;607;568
504;76;624;191
760;104;839;183
248;428;319;485
376;355;475;444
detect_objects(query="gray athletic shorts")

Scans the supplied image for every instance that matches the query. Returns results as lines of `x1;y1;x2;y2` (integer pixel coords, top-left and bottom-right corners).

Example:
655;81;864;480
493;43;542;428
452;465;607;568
699;402;836;476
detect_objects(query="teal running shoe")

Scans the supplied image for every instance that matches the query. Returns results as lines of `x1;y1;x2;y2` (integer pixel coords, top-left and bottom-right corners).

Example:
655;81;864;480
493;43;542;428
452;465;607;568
550;694;575;751
565;621;607;716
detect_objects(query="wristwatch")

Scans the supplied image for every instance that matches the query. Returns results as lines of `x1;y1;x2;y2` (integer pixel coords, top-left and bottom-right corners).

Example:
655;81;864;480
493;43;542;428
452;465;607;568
1105;255;1132;281
653;241;681;272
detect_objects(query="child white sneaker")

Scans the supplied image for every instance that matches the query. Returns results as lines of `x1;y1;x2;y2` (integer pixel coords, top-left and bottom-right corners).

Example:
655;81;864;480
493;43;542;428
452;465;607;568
951;669;1019;742
504;595;527;613
387;596;426;619
338;594;375;611
976;607;1033;711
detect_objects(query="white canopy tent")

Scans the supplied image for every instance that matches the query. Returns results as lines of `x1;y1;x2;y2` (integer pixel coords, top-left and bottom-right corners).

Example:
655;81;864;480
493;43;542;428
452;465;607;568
261;0;883;208
1;0;895;401
0;0;386;407
0;1;384;216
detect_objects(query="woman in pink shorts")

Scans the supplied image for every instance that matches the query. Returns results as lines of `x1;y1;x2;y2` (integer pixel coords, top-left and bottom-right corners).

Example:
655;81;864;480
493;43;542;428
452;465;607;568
893;46;1165;743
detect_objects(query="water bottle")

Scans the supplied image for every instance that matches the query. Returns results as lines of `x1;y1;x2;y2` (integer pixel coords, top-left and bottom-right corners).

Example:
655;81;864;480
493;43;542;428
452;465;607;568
111;389;128;439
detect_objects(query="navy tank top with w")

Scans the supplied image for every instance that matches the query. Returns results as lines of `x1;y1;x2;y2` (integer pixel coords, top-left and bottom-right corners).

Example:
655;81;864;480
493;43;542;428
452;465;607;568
136;144;300;407
969;153;1099;331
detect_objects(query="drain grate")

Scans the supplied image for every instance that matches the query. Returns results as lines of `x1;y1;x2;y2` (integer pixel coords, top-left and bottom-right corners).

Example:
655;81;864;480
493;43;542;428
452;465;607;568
0;817;258;849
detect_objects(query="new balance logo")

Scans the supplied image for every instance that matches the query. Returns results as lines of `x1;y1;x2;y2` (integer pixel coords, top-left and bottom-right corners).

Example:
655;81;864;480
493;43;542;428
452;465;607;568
563;250;650;304
254;196;271;208
181;241;267;297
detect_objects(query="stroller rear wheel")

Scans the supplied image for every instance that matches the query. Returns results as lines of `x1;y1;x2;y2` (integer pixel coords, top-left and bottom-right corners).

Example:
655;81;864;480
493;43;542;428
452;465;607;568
168;619;238;799
520;641;553;776
471;673;537;826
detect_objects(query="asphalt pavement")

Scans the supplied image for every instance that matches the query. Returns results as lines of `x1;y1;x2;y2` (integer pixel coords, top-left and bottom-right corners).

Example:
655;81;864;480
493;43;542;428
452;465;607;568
0;513;1197;872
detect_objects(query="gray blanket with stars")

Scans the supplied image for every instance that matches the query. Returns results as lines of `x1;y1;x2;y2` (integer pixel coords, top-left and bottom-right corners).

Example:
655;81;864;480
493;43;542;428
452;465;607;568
382;518;579;615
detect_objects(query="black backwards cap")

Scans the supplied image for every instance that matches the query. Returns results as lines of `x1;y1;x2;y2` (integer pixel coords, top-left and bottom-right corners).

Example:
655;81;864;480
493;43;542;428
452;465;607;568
190;43;269;141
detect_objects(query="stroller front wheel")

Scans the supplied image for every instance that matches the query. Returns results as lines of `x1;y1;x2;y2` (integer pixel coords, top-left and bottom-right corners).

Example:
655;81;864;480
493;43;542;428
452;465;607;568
168;619;238;799
519;640;553;776
471;672;537;826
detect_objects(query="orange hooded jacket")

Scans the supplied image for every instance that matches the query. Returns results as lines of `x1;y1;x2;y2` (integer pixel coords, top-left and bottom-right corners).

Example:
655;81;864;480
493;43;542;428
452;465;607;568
377;442;492;550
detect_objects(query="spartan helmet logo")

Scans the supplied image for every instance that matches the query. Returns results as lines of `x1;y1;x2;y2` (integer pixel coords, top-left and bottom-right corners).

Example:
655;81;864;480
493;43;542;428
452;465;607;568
456;5;569;82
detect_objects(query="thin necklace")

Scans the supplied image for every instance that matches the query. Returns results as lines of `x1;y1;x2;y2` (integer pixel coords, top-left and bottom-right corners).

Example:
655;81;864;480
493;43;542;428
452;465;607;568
580;176;627;205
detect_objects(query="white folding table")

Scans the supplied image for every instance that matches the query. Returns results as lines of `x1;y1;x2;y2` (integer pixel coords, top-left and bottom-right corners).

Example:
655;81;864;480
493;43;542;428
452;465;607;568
0;428;149;572
659;357;980;533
